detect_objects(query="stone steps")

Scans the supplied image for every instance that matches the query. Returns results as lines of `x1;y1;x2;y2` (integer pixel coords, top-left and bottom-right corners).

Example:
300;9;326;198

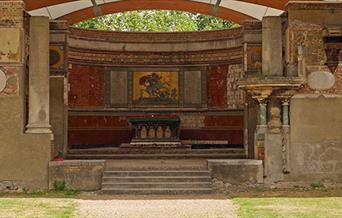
103;170;210;177
102;182;212;189
99;188;213;195
67;148;245;160
100;168;214;195
68;148;243;154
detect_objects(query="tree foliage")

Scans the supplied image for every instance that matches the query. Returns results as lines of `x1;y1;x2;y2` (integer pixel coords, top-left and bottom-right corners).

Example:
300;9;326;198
74;10;238;32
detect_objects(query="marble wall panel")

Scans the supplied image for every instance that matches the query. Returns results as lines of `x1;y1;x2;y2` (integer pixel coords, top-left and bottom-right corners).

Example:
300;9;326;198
68;65;105;107
208;65;228;108
110;71;128;106
183;71;202;106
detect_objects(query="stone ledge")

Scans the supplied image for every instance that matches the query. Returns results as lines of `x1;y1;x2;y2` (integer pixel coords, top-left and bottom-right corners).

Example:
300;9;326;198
49;160;105;166
208;159;263;184
49;160;105;191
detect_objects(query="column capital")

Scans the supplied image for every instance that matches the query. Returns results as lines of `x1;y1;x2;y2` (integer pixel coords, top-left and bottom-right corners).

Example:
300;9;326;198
247;88;273;103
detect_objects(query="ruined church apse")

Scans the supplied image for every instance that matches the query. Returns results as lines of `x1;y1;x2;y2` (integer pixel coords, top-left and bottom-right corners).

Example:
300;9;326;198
67;28;245;149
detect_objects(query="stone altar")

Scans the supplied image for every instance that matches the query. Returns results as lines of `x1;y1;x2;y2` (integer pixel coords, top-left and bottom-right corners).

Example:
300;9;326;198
120;115;190;149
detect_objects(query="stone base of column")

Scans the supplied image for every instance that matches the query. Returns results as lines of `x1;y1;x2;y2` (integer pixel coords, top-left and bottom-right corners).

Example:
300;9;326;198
26;123;52;134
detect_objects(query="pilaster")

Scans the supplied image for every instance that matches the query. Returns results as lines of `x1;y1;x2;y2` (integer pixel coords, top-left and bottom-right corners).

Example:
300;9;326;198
25;16;52;134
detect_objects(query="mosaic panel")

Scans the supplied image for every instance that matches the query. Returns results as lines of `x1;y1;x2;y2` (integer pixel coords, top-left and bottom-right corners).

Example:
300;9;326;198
50;44;66;74
132;71;179;106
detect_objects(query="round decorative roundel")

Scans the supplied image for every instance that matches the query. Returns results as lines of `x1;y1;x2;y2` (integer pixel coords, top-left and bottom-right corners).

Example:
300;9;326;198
50;49;61;66
0;70;7;93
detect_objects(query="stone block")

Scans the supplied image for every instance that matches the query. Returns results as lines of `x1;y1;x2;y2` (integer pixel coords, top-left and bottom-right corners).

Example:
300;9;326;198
0;28;22;62
208;159;263;184
262;16;283;76
49;160;105;191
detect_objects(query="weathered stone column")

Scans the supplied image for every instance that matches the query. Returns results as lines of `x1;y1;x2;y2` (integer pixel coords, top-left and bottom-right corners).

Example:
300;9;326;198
250;89;272;160
26;16;52;134
265;101;284;182
262;16;283;76
282;100;290;126
259;102;267;126
281;99;290;173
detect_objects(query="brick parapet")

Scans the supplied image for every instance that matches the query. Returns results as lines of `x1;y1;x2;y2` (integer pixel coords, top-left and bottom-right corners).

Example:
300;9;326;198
0;1;24;28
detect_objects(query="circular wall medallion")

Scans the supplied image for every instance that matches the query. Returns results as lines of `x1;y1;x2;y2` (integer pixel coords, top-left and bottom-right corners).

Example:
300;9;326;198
0;70;7;93
50;49;61;66
308;71;335;91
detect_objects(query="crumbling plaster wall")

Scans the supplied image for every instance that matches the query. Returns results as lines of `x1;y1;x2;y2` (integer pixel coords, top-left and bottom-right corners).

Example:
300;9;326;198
0;1;51;190
286;3;342;183
290;96;342;182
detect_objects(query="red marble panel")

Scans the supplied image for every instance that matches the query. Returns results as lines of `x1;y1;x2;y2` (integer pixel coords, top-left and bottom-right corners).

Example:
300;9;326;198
68;129;132;148
204;115;243;128
69;116;129;128
68;65;105;107
208;65;228;107
180;129;243;145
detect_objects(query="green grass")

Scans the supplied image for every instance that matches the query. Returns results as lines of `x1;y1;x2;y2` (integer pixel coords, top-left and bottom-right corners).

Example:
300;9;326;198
0;190;80;198
233;197;342;218
0;198;77;218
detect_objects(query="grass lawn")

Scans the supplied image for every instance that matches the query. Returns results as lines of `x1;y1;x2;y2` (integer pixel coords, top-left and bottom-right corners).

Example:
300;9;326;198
233;197;342;218
0;198;77;218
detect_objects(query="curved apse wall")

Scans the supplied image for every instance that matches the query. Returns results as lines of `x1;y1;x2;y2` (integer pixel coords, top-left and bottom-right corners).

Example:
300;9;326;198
67;27;249;148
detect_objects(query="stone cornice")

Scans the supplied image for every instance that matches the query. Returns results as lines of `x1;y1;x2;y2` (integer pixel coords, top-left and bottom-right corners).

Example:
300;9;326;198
286;1;342;11
69;27;243;43
68;47;243;66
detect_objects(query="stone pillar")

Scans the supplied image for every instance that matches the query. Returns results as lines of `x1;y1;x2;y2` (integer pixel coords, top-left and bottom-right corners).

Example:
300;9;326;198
49;20;69;157
250;89;272;161
259;102;267;126
281;99;290;173
262;16;283;76
26;17;52;134
282;100;289;126
264;102;284;182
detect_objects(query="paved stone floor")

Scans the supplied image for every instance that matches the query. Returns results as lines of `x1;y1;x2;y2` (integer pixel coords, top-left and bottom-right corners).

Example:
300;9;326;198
76;199;238;218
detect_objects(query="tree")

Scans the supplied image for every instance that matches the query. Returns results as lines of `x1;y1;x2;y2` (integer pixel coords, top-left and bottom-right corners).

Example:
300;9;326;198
74;10;238;32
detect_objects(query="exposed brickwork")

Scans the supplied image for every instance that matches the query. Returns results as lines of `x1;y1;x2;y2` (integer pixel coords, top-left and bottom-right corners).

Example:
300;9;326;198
0;1;24;28
286;2;342;10
68;65;105;107
288;20;326;72
227;64;244;109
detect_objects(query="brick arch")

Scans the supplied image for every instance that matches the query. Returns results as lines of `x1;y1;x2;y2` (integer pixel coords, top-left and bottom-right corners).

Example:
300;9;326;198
25;0;287;11
57;0;256;25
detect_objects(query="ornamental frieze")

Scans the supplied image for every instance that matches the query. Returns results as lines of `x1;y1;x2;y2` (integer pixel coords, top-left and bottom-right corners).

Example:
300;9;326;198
68;47;243;66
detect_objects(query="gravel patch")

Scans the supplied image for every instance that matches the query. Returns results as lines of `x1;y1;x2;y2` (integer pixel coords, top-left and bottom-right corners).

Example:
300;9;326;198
76;199;237;218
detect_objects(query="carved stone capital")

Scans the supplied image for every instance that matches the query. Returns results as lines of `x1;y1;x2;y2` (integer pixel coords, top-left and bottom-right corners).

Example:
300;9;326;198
247;88;273;103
